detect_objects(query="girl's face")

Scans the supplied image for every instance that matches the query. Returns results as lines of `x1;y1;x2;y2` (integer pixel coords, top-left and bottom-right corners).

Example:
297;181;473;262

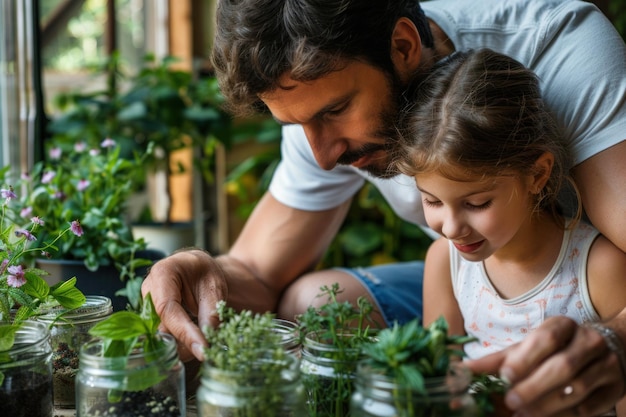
415;171;536;261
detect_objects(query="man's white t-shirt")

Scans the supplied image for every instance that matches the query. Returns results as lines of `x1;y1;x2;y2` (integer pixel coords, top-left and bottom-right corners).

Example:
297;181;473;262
269;0;626;233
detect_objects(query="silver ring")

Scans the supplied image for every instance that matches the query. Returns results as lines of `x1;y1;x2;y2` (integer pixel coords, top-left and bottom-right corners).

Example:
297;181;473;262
563;385;574;396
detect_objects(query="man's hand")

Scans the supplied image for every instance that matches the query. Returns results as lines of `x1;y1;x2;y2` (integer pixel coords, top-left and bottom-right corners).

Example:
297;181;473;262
141;249;228;362
466;316;625;416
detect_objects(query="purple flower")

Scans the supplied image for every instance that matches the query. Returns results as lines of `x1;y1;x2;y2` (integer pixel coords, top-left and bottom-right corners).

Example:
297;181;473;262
89;149;100;156
1;187;17;200
101;138;116;148
21;172;31;181
77;179;90;192
0;259;8;274
41;171;56;184
20;206;33;218
7;265;26;287
70;220;84;236
52;190;65;200
31;216;44;226
15;229;37;241
49;147;62;160
74;142;87;153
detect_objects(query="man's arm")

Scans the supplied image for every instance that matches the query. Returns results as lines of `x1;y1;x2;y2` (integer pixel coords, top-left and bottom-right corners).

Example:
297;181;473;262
142;192;352;361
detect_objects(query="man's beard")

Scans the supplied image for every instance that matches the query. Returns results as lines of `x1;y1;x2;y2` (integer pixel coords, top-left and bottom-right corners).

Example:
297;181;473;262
336;75;408;179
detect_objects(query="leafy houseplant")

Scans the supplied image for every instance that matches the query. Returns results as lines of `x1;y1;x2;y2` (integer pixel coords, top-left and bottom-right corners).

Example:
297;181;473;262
0;182;87;353
75;293;186;417
0;183;86;416
197;301;306;417
12;140;148;271
297;284;380;417
2;140;154;310
353;318;477;416
50;53;234;226
118;54;233;225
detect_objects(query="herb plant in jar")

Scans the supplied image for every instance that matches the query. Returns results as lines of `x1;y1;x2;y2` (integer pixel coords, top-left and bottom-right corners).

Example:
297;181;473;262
197;301;306;417
75;293;185;417
351;318;478;417
297;284;380;417
0;179;87;417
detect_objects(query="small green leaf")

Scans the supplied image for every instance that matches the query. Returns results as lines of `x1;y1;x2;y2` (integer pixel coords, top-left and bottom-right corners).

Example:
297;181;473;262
0;324;19;352
89;312;147;341
21;272;50;300
50;277;87;309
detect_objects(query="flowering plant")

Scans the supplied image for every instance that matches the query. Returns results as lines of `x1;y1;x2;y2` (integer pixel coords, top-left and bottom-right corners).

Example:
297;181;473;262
2;139;148;273
0;186;86;359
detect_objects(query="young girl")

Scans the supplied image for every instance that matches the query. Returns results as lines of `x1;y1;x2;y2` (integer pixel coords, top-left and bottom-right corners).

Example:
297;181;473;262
396;49;626;414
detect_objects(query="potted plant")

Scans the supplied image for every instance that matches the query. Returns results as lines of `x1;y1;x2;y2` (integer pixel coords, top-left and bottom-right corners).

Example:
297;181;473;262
3;140;157;311
0;183;86;416
49;53;233;254
196;301;306;417
351;318;477;417
297;283;380;417
75;293;186;417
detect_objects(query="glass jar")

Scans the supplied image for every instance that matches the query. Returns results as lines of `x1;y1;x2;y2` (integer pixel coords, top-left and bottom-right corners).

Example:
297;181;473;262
350;363;477;417
39;295;113;408
300;332;367;417
196;352;305;417
0;320;54;417
272;318;300;356
75;332;185;417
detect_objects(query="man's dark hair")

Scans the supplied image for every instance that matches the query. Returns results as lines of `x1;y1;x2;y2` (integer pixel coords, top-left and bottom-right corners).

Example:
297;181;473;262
211;0;433;116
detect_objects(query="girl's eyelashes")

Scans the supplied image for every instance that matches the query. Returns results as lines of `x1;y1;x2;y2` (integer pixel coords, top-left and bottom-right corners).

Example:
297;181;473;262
466;200;492;210
422;199;493;210
423;199;442;207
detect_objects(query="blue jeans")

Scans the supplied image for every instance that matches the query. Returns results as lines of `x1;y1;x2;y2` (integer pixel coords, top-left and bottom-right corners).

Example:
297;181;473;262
334;261;424;326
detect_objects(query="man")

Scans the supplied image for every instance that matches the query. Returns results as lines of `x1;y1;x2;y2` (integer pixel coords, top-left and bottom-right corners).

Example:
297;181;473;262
143;0;626;415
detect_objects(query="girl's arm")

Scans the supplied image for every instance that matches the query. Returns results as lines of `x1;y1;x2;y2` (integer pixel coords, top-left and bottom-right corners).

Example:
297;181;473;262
423;237;465;336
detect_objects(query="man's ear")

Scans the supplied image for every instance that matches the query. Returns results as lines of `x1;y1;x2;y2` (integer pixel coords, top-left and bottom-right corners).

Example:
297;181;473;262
531;152;555;193
390;17;422;82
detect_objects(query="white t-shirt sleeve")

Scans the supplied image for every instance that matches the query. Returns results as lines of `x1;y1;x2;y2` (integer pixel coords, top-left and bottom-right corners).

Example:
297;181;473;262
269;124;366;211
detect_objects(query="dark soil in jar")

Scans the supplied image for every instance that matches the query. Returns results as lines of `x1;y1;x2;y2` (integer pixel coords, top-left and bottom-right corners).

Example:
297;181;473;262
0;370;53;417
53;341;80;407
83;389;181;417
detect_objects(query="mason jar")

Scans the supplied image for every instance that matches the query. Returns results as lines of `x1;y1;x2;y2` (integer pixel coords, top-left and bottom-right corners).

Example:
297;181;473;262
350;362;477;417
300;331;369;417
0;320;54;417
196;352;305;417
75;332;185;417
38;295;112;408
272;318;301;356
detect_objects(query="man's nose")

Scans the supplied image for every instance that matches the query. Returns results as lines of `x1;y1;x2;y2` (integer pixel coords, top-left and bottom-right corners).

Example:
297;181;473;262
303;125;347;171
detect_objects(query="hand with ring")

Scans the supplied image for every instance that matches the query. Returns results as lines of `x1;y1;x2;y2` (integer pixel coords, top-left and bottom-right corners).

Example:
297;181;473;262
465;316;626;416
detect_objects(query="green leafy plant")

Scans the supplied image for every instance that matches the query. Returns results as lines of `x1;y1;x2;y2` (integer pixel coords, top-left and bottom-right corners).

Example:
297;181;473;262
50;52;234;226
297;283;380;417
87;292;167;402
360;318;473;387
0;178;86;382
200;301;301;417
360;318;505;417
3;139;149;275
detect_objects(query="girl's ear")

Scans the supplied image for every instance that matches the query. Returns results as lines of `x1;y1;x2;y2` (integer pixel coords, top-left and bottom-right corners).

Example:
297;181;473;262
390;17;422;83
530;152;555;193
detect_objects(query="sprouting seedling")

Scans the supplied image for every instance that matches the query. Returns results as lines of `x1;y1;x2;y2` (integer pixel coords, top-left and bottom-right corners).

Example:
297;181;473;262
296;283;378;350
87;292;166;401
